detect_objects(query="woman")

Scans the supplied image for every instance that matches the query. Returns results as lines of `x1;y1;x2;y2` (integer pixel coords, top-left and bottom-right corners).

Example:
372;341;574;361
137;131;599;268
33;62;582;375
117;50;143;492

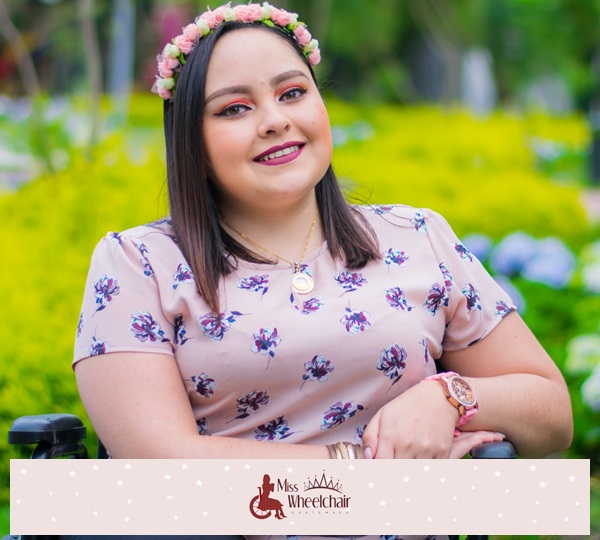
74;2;571;469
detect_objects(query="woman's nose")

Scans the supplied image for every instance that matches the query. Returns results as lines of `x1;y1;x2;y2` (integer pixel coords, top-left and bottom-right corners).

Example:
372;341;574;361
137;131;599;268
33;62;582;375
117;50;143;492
257;104;291;137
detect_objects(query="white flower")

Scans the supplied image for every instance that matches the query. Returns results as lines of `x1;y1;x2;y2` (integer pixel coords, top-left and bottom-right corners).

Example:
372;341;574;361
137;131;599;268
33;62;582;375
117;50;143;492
305;39;319;52
157;78;175;90
261;2;273;18
196;19;210;36
164;44;180;58
223;7;236;21
565;334;600;375
582;364;600;412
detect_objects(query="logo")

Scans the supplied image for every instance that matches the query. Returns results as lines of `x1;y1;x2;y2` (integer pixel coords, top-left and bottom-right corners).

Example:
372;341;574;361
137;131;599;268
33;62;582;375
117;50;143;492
249;470;351;519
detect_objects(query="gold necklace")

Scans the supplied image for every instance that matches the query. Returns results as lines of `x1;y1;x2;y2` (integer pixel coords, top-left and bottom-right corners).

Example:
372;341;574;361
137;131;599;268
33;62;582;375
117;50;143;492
223;212;319;295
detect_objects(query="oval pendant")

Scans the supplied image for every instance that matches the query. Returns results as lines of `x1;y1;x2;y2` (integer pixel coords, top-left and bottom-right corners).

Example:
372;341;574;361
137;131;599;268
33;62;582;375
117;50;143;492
291;272;314;295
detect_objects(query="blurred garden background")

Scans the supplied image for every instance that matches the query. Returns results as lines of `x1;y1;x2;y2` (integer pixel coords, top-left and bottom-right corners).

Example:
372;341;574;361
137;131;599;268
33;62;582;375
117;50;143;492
1;0;600;536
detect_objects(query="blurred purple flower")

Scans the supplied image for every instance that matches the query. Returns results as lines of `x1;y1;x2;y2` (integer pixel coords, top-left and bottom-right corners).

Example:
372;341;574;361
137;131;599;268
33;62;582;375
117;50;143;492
461;234;493;262
521;237;575;289
489;232;537;276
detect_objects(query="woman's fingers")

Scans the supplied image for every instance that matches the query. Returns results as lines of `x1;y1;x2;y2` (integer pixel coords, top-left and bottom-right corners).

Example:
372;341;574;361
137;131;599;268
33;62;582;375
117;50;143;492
448;431;505;459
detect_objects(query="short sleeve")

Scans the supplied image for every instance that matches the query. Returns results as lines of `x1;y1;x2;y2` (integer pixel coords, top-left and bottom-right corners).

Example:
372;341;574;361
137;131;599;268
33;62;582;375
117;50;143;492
423;209;516;351
73;230;176;366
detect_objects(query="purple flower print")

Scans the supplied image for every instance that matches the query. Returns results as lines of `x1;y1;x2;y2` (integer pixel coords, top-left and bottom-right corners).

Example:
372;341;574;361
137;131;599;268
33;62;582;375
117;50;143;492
340;307;371;334
134;242;154;278
462;283;482;312
424;283;449;316
371;204;395;216
109;232;123;246
190;373;216;398
321;401;364;430
198;311;243;341
251;326;281;368
174;314;189;345
376;343;407;386
253;416;298;441
129;310;170;343
383;248;409;270
420;337;430;365
76;312;84;338
237;274;269;297
439;262;454;292
133;240;149;256
294;296;324;316
172;263;194;290
334;270;368;294
411;209;427;233
301;354;334;389
453;242;473;262
495;300;515;319
93;274;120;313
229;390;270;422
89;336;109;356
384;287;413;311
355;424;366;441
196;417;209;434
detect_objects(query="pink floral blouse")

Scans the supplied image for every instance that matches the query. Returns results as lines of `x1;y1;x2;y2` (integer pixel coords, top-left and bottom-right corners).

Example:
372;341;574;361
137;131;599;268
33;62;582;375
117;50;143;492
74;205;515;446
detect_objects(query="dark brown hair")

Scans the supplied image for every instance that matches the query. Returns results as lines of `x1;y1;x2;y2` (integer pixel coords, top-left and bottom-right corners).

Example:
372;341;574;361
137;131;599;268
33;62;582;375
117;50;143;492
164;21;380;314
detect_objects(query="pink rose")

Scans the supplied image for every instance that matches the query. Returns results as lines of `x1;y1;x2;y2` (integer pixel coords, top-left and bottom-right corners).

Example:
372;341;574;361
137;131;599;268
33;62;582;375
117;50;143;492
270;7;291;26
308;49;321;66
174;34;194;55
199;6;226;29
233;4;263;23
157;86;172;100
293;25;312;47
157;55;179;78
182;23;200;41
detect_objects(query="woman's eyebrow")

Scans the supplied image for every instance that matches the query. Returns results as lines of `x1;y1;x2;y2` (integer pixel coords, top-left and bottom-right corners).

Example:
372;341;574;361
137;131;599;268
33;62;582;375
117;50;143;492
205;70;309;104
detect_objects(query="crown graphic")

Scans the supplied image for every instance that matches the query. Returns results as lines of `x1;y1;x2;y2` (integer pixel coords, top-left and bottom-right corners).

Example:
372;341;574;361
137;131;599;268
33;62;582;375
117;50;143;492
303;471;343;493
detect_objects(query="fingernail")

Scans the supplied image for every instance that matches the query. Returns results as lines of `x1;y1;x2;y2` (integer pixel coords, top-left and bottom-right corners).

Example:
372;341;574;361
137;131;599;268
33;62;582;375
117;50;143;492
495;432;506;439
363;446;373;459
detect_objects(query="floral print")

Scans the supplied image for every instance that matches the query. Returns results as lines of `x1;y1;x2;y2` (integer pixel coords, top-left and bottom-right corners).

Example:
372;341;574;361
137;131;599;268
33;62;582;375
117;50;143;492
383;248;409;269
420;337;430;365
129;310;170;343
495;300;514;319
89;335;109;356
133;241;154;278
334;270;367;294
199;311;243;341
453;242;473;262
411;209;427;233
462;283;482;312
371;204;395;216
229;390;270;422
424;282;449;316
301;354;334;389
196;417;209;434
384;287;413;311
340;306;371;334
173;263;194;290
190;372;216;398
439;262;454;292
237;274;269;297
251;326;281;367
321;401;364;430
253;416;298;441
355;424;366;441
109;232;123;246
93;275;120;313
292;296;324;316
77;312;84;338
174;314;190;345
376;343;407;386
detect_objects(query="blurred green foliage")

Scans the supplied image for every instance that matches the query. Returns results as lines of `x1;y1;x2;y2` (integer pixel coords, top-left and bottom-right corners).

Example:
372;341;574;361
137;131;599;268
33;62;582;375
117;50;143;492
0;96;597;516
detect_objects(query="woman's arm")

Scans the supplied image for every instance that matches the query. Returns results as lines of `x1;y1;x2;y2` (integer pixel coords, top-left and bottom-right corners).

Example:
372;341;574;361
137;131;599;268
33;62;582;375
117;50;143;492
75;353;330;459
362;311;573;459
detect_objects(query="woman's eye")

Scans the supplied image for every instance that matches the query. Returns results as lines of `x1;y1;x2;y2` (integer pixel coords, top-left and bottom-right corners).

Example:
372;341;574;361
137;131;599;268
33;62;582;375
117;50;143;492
217;103;250;117
281;87;307;101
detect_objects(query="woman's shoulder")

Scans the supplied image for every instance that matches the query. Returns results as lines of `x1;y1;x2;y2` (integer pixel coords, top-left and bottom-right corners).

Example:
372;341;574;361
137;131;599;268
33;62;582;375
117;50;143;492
352;203;443;232
97;217;176;247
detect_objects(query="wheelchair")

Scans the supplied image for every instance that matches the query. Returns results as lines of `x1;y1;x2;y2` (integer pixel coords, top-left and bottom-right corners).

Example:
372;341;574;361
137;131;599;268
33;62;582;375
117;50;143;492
6;412;517;540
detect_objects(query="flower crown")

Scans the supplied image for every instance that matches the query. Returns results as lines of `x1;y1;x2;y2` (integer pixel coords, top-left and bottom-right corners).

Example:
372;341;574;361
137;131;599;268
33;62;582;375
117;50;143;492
152;2;321;101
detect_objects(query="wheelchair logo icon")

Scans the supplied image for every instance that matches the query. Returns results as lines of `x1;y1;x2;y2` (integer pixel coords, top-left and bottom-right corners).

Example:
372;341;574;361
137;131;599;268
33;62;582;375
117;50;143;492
249;474;287;520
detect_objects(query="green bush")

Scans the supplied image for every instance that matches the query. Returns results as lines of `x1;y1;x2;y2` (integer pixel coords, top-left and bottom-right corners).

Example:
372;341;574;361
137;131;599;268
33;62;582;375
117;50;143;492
0;98;595;510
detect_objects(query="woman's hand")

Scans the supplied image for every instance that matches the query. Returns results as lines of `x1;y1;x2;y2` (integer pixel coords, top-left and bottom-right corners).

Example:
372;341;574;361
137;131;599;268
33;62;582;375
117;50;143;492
362;379;504;459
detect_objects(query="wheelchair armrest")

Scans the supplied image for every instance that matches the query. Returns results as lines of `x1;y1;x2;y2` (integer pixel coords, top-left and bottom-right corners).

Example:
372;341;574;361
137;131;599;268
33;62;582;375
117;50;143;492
470;440;516;459
8;414;86;446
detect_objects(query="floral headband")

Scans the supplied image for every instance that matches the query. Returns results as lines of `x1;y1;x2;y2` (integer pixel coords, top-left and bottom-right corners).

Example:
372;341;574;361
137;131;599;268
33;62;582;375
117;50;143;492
152;2;321;101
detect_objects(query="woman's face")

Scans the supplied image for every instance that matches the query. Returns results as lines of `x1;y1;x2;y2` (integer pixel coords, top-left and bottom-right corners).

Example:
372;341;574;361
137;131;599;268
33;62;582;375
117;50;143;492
203;28;333;217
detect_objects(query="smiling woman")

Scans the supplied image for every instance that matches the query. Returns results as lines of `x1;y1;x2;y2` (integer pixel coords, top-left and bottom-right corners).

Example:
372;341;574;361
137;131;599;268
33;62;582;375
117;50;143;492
71;2;573;540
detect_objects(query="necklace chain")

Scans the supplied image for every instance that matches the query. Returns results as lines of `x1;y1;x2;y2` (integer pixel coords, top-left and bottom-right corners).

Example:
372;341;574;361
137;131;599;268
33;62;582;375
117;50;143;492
223;212;319;271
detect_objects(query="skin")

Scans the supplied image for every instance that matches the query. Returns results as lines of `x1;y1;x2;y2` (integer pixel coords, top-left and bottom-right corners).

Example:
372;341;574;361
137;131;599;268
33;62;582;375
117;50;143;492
75;28;573;460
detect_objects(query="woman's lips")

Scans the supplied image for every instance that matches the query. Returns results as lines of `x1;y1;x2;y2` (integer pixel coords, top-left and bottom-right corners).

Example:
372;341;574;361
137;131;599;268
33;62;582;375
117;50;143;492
254;143;305;166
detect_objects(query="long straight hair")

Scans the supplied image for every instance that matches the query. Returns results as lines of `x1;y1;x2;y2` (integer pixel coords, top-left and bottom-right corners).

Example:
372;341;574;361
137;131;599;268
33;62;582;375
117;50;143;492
164;22;380;314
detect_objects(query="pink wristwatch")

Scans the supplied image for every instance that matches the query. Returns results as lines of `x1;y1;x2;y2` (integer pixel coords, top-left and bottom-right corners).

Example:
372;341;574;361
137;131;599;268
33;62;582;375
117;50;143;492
424;372;478;431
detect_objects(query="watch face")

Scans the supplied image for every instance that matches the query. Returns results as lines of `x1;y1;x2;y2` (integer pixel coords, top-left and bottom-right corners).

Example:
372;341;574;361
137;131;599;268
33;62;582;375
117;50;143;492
448;376;477;407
